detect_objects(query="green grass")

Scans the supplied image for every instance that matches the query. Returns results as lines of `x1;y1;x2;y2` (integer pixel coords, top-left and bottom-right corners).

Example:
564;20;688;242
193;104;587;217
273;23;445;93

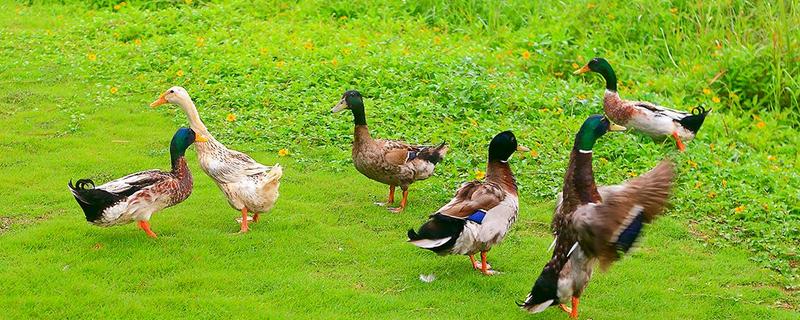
0;0;798;318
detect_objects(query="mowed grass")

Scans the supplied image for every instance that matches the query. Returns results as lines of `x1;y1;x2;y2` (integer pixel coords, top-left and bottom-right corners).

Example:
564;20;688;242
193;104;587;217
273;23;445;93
0;0;798;318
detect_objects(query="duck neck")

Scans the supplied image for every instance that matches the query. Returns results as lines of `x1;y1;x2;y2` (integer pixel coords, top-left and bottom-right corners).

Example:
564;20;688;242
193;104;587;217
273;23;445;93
486;160;517;196
177;98;210;136
564;148;600;204
351;105;367;126
597;65;618;92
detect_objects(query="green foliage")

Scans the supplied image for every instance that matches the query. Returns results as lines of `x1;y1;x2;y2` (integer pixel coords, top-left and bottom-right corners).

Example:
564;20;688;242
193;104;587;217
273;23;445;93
0;0;798;317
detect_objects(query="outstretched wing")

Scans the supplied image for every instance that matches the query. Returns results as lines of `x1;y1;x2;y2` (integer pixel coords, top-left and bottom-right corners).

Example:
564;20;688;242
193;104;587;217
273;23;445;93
571;160;674;270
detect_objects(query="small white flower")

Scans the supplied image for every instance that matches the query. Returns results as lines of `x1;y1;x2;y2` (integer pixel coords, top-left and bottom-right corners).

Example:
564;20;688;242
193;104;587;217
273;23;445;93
419;274;436;283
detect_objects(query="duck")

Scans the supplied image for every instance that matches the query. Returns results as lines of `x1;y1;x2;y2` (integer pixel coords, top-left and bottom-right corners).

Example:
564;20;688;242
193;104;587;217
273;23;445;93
574;57;710;152
407;131;529;275
519;115;674;318
150;87;283;233
331;90;448;213
68;127;203;238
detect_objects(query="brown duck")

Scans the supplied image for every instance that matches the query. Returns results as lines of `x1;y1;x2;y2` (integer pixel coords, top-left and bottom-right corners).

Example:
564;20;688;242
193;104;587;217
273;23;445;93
520;115;674;318
332;90;448;212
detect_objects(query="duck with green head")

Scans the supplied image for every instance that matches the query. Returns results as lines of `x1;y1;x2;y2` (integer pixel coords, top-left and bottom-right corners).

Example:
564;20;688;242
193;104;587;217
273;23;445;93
332;90;449;213
68;127;205;238
408;131;529;275
520;115;675;318
575;57;710;152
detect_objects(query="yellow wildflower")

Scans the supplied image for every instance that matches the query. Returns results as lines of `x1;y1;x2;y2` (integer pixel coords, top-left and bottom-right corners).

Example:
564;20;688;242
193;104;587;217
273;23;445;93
554;72;564;77
694;181;702;189
433;36;441;45
470;119;478;126
133;38;142;46
341;48;351;56
734;205;745;213
113;4;121;10
687;159;698;169
184;0;193;4
707;191;716;198
278;148;289;157
196;37;205;47
767;155;776;161
331;58;338;67
709;143;715;151
670;7;678;14
530;150;539;158
722;179;727;188
521;50;531;60
275;60;286;68
226;113;236;122
572;63;579;69
87;53;97;61
702;88;711;95
176;69;184;77
339;15;348;20
110;86;118;94
628;172;638;177
756;121;766;129
488;83;497;89
303;41;314;50
475;169;486;180
712;96;720;103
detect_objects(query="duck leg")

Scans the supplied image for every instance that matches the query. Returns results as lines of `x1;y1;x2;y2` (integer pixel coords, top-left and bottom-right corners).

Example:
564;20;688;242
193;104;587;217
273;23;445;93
569;296;579;319
138;220;158;238
240;208;250;233
388;188;408;213
375;185;396;206
469;255;479;269
672;131;686;152
252;213;260;223
479;251;495;275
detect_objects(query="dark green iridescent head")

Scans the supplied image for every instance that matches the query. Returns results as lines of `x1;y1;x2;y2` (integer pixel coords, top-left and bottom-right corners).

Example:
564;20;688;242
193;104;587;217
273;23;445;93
170;127;197;166
574;115;626;152
575;57;617;91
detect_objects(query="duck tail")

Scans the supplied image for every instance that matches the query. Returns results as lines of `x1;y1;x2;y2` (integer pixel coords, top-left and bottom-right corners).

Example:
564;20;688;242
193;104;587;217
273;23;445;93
68;179;115;223
407;214;463;252
679;106;711;134
417;142;448;165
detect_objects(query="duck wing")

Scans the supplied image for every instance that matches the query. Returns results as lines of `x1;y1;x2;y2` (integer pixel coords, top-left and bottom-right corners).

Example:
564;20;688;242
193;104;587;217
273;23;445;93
631;101;692;121
570;160;674;270
437;181;505;219
206;147;272;184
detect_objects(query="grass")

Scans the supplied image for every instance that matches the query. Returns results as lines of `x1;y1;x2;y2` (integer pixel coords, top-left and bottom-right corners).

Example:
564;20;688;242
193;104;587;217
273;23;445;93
0;0;798;318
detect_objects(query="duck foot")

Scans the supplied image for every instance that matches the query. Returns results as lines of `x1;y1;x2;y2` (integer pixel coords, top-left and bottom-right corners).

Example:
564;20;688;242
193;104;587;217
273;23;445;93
138;220;158;238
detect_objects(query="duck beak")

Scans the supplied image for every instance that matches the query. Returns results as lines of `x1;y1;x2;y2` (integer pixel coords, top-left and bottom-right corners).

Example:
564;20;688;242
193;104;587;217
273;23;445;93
516;145;531;152
331;98;347;113
573;64;591;75
195;134;208;142
609;123;627;131
150;92;168;108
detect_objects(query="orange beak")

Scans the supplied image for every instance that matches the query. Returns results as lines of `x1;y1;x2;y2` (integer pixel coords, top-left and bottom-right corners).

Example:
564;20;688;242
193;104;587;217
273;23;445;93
573;64;591;75
149;92;168;108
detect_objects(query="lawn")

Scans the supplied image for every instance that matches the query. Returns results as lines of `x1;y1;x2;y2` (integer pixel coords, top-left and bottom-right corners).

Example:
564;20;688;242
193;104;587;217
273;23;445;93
0;0;798;318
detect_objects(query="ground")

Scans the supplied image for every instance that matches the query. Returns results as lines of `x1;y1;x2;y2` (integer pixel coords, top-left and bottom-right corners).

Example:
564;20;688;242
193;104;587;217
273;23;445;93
0;0;798;319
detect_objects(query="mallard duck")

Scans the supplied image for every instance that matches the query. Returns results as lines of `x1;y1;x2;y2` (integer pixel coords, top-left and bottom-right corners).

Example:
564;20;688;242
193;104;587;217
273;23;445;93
331;90;448;213
68;127;203;238
520;115;674;318
150;87;283;233
574;57;710;152
407;131;529;275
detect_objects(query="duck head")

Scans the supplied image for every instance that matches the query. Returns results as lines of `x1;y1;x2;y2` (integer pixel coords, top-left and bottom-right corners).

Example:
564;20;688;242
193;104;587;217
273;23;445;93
488;131;530;162
331;90;364;113
574;115;626;152
574;57;617;91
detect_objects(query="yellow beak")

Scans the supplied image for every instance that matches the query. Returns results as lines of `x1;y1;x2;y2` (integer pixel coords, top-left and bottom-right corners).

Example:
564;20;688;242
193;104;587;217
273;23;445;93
609;123;627;132
573;64;591;75
149;92;168;108
195;134;208;142
331;98;347;113
516;145;531;152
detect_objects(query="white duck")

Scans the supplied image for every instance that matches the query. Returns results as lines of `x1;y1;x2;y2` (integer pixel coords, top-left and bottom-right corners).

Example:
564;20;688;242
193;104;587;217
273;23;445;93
150;87;282;233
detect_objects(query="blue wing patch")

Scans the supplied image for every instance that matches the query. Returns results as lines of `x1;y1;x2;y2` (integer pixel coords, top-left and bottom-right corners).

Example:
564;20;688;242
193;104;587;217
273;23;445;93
406;150;418;162
615;212;644;253
466;209;487;224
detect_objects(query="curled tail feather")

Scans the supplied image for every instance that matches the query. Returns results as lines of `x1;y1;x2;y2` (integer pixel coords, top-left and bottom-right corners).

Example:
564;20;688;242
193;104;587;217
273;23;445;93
679;106;711;134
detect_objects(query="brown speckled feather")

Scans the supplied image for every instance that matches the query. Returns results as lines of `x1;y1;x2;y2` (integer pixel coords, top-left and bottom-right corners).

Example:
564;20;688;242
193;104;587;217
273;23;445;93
436;181;505;219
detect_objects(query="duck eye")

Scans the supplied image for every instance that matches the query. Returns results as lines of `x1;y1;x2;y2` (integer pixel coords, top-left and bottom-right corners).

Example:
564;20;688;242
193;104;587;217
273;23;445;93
169;90;174;94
